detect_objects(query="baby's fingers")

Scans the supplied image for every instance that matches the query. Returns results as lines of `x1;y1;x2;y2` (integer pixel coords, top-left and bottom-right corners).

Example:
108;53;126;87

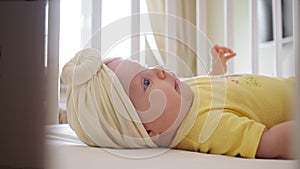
217;49;225;58
224;52;236;61
221;47;234;54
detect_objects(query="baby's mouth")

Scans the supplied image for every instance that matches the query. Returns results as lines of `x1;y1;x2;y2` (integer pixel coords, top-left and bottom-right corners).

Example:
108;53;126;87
169;71;181;92
174;77;181;91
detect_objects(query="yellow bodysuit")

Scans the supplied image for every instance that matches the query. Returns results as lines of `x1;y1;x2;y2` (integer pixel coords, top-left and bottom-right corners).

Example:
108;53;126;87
171;74;294;158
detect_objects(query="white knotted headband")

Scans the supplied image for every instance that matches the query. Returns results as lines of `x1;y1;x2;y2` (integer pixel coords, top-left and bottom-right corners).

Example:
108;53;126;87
61;48;157;148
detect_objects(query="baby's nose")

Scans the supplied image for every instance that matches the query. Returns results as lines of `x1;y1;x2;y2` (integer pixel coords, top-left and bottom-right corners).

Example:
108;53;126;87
154;67;166;79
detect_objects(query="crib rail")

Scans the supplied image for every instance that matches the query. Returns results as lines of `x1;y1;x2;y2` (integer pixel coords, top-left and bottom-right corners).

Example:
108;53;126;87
82;0;297;77
134;0;296;77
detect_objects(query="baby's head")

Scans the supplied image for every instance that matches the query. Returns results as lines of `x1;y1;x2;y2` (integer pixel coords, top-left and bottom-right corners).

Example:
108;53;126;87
105;58;194;146
62;48;194;148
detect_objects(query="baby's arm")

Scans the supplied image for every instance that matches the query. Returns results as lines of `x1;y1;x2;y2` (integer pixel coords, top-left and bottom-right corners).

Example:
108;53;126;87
256;121;294;159
209;45;236;75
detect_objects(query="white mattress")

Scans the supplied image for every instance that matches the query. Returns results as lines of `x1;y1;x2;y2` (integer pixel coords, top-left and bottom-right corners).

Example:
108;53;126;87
45;124;296;169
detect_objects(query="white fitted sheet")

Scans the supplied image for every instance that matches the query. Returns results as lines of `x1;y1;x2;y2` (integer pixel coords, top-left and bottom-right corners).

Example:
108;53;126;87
45;124;296;169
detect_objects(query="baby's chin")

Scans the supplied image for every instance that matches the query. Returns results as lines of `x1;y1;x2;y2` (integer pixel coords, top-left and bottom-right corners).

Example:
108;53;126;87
150;82;194;147
179;81;194;103
177;81;194;123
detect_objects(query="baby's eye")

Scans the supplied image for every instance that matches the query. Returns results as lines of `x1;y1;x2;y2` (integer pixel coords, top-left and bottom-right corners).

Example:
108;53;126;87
143;79;151;90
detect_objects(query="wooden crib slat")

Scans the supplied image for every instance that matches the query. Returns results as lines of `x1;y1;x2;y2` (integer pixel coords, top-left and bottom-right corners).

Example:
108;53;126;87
196;0;208;75
224;0;235;74
272;0;283;77
131;0;140;61
165;0;177;72
250;0;259;74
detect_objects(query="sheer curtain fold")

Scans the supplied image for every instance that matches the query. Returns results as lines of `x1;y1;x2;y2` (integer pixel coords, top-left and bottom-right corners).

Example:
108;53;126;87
146;0;197;77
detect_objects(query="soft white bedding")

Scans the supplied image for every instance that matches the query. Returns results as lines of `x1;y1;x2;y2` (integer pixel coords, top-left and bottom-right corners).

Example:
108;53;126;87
45;124;296;169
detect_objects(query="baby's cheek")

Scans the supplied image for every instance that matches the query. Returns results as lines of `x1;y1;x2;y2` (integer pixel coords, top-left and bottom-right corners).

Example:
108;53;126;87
137;89;167;123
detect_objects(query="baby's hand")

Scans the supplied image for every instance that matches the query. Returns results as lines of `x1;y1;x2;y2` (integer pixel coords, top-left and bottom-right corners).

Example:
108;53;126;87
209;45;236;75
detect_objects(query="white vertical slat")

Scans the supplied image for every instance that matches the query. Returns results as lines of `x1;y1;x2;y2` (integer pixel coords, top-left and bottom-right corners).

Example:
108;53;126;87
166;0;177;71
92;0;102;51
294;0;300;72
44;1;49;68
139;34;146;65
250;0;259;74
139;0;147;65
131;0;140;61
196;0;208;75
144;34;165;65
81;0;92;48
224;0;234;74
272;0;283;77
47;0;60;124
139;1;164;65
293;0;300;163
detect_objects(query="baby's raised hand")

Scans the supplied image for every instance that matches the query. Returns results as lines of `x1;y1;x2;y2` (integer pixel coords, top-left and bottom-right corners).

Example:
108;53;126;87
209;45;236;75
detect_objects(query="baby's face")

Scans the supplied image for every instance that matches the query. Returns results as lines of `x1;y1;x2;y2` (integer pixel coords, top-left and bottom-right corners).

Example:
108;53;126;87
128;66;194;139
106;58;194;141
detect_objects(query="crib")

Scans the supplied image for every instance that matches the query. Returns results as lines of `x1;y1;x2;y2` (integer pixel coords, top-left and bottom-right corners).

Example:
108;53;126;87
46;0;299;169
0;1;299;168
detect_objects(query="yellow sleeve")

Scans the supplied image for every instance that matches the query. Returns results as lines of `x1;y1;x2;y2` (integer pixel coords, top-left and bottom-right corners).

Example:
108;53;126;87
175;112;266;158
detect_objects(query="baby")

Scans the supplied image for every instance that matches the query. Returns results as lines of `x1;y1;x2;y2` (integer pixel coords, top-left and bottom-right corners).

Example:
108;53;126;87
104;45;236;147
61;45;294;159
